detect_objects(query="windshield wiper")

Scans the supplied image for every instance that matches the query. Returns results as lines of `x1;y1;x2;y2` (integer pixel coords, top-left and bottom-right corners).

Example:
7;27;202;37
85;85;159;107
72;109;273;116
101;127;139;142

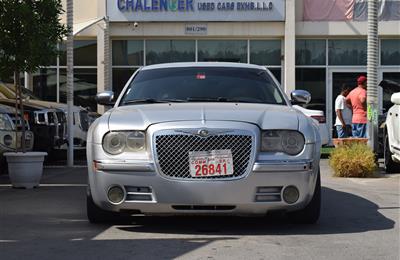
216;98;259;103
122;98;185;105
186;97;259;103
186;97;219;102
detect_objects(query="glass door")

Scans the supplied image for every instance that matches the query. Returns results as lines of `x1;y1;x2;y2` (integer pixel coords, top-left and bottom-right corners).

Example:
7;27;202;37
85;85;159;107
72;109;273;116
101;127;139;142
328;69;366;142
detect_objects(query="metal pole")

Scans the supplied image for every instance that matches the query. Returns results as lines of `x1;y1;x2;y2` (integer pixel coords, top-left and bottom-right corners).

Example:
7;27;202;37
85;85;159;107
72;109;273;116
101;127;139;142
66;0;74;166
367;0;379;153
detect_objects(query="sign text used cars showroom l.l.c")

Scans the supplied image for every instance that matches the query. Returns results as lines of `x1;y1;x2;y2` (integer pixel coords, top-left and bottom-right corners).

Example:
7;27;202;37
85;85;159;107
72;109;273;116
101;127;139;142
107;0;286;21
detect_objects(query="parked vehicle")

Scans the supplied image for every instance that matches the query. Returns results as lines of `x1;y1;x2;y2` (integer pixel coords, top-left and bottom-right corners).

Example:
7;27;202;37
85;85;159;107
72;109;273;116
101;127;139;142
292;105;329;146
0;104;34;174
383;91;400;173
0;99;66;154
379;80;400;156
87;62;321;224
0;82;99;149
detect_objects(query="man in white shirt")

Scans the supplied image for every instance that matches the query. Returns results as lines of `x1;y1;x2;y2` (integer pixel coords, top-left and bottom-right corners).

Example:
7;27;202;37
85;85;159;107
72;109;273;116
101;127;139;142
335;85;352;138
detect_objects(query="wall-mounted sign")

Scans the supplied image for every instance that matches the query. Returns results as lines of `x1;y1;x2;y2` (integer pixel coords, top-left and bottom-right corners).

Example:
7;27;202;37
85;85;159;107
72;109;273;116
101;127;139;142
185;24;208;34
107;0;285;22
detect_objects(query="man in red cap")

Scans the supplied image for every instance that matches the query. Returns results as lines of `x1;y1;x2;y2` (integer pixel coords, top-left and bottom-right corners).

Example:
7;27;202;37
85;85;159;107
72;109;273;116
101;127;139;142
346;75;367;138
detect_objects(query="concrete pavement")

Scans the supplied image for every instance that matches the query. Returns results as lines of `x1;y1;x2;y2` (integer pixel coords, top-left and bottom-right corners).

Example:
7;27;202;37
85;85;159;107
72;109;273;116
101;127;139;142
0;160;399;260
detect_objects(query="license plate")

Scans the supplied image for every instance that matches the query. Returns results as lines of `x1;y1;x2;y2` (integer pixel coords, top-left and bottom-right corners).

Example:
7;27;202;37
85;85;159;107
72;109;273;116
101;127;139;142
189;150;234;177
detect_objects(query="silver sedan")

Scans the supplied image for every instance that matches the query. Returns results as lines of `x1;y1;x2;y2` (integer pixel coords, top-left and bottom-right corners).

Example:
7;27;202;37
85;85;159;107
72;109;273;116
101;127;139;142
87;62;321;224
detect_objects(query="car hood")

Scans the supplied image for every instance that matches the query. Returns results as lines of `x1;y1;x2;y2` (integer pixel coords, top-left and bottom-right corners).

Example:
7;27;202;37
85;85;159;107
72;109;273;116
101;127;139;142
107;103;300;131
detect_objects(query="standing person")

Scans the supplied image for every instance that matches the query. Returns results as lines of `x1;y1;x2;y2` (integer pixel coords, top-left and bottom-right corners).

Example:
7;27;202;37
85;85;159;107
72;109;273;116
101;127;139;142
346;75;367;138
335;85;352;138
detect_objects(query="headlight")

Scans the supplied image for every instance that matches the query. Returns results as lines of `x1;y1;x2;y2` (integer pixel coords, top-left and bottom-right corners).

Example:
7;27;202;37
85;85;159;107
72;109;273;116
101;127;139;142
103;131;145;155
0;114;13;131
261;130;305;155
126;131;145;151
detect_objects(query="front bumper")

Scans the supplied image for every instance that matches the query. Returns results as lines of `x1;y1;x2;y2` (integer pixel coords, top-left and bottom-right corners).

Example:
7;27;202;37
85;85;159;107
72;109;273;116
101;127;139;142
89;159;318;216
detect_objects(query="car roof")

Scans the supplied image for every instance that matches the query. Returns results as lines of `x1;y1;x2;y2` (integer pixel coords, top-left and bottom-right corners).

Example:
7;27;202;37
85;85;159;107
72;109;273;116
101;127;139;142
141;62;267;71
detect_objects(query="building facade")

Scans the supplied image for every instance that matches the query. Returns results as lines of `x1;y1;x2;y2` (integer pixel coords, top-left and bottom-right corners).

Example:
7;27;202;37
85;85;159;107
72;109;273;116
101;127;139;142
26;0;400;141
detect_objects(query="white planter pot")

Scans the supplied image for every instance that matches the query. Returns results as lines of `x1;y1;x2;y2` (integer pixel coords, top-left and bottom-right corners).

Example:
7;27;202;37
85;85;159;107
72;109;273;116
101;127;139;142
4;152;47;189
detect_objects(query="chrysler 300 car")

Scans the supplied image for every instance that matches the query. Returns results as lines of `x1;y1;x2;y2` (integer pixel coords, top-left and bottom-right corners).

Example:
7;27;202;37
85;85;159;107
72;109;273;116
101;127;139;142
87;62;321;224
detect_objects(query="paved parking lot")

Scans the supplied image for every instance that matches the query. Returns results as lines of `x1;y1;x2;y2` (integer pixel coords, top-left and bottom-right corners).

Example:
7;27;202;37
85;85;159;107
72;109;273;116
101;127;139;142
0;160;399;260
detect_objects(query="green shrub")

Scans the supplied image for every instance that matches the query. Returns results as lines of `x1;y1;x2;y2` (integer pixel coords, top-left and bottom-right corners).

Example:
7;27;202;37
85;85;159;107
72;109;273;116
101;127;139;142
329;143;377;178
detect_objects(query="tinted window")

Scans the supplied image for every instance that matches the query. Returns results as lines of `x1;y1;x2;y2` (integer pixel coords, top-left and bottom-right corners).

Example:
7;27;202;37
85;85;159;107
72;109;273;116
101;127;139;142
59;40;97;66
381;39;400;65
59;68;97;112
112;40;144;66
146;40;195;65
296;39;326;65
198;41;247;63
250;40;281;65
328;40;367;65
121;67;285;105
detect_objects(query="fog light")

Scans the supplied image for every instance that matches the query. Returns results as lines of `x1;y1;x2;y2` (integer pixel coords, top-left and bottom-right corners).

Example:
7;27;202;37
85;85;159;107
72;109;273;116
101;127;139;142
107;186;125;204
3;135;12;146
282;186;299;204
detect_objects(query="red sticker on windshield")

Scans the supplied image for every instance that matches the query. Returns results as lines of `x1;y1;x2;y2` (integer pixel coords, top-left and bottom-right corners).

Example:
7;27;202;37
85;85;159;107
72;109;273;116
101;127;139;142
196;73;206;80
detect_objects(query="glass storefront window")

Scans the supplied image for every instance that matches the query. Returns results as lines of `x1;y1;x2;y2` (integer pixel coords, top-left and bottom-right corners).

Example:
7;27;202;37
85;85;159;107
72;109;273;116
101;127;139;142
269;68;281;84
146;40;195;65
59;68;97;112
59;40;97;66
198;40;247;63
250;40;281;65
328;39;367;65
296;39;326;65
112;40;144;66
112;68;137;97
381;39;400;65
295;68;326;112
32;68;58;102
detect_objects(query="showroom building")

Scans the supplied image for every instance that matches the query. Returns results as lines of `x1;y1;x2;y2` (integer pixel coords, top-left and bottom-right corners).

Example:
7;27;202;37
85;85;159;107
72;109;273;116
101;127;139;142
24;0;399;141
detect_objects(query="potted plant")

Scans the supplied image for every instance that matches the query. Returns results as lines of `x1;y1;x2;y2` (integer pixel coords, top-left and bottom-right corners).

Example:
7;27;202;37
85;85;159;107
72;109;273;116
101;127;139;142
0;0;68;188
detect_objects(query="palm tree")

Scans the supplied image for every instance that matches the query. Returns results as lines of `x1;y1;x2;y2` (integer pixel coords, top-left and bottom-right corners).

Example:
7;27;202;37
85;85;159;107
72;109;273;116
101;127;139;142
66;0;74;166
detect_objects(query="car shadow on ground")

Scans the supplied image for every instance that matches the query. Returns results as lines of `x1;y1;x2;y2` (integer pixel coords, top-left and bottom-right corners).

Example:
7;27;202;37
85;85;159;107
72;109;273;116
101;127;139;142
0;185;396;260
117;187;396;236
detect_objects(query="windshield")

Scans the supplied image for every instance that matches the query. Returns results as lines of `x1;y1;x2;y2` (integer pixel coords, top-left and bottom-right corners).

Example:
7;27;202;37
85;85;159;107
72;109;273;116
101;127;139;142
120;67;286;106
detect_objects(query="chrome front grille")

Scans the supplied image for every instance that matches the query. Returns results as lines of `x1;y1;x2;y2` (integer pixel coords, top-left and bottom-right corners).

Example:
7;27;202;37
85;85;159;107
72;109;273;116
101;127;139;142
154;130;254;180
55;111;67;139
7;114;30;130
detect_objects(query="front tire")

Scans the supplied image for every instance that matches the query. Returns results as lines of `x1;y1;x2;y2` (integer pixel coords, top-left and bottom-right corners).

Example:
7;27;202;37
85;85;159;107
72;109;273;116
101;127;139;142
288;171;321;224
384;133;400;173
87;193;122;224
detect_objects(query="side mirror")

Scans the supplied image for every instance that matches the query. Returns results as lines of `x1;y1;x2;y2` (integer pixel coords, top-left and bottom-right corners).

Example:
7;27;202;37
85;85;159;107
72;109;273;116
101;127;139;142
96;91;115;106
391;92;400;105
290;90;311;105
